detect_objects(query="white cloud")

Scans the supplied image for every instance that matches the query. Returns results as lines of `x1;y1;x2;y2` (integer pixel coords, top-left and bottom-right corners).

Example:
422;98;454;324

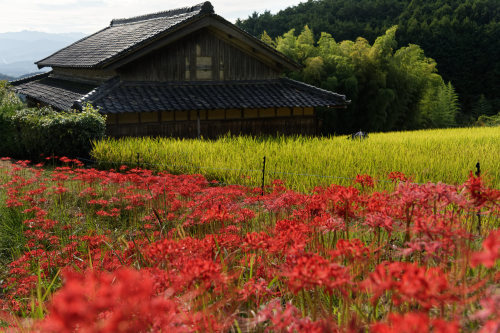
0;0;304;33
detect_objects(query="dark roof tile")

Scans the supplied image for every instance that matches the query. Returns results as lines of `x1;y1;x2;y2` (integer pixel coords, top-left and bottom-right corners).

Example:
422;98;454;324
79;79;347;113
13;77;96;110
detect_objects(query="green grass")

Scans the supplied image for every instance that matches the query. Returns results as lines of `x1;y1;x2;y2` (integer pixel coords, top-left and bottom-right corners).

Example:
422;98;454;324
0;198;26;265
91;127;500;191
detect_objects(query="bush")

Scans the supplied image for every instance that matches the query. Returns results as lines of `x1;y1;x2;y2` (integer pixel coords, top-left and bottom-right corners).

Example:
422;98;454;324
0;82;25;157
0;83;106;159
476;112;500;127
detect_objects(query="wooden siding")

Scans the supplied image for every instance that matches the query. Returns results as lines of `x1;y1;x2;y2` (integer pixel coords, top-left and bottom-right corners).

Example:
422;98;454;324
117;28;280;81
107;117;317;138
52;67;116;84
107;108;317;138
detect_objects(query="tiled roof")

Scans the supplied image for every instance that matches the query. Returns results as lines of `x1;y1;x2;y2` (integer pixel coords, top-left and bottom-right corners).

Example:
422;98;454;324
36;2;214;69
13;76;96;110
79;78;347;113
12;75;347;112
9;72;50;85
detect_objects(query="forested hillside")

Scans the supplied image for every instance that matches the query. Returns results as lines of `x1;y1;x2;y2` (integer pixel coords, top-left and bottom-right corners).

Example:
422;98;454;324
237;0;499;124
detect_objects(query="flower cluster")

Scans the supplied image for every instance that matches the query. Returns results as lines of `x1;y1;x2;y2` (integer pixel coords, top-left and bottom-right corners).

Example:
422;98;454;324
0;157;498;332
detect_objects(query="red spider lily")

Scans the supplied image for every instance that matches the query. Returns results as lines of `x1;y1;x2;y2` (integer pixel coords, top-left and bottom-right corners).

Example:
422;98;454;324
283;253;351;294
472;289;500;333
255;298;338;332
238;277;277;303
463;172;500;210
363;212;394;233
312;213;346;233
88;199;109;206
95;208;121;217
262;189;307;213
50;185;68;195
471;229;500;268
387;171;408;183
243;231;272;251
362;262;457;309
38;268;191;333
354;174;375;188
1;157;499;330
371;312;459;333
331;238;370;261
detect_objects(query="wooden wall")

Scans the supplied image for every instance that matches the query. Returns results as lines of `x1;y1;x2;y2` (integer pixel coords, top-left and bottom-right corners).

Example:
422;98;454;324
51;67;116;84
105;107;316;138
117;28;280;81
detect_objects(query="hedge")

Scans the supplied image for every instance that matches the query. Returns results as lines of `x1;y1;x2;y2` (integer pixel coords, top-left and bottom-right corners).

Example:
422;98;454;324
0;81;106;159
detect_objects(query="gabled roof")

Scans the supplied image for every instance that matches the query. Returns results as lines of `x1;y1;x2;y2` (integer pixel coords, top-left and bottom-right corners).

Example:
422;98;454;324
35;1;299;71
36;2;212;69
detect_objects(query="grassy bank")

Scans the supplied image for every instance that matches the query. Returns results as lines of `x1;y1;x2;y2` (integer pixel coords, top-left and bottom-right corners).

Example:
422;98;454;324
91;127;500;191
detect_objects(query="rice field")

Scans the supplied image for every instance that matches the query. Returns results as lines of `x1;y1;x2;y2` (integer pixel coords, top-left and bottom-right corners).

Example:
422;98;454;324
91;127;500;191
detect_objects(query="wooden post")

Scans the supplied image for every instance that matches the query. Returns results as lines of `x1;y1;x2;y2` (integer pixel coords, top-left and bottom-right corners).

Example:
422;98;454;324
261;156;266;196
476;161;481;233
197;110;201;139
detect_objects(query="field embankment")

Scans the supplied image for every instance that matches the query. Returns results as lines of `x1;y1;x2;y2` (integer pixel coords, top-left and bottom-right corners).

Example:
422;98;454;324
92;127;500;191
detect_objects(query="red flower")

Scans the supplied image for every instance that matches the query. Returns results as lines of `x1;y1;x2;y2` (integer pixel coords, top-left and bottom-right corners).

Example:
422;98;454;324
38;268;190;332
284;253;351;294
471;229;500;268
371;312;458;333
354;174;375;188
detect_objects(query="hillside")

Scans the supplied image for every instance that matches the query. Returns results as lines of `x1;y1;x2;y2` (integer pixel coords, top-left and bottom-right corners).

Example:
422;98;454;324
236;0;500;123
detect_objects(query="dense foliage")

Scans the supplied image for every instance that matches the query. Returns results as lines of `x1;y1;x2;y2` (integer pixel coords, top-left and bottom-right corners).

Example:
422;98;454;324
0;82;106;159
263;26;460;132
237;0;500;123
91;128;500;191
0;158;498;331
476;112;500;127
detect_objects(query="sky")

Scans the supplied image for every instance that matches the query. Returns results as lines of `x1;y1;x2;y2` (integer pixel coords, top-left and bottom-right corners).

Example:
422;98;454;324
0;0;304;34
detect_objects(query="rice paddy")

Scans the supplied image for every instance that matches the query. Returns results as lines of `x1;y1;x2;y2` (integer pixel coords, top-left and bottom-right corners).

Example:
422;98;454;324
91;127;500;191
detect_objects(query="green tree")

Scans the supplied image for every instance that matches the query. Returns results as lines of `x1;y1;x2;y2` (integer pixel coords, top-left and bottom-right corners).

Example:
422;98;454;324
236;0;500;123
267;26;459;133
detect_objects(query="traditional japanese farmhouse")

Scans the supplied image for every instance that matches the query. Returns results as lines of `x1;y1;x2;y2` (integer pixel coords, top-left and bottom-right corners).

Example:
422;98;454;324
11;2;348;138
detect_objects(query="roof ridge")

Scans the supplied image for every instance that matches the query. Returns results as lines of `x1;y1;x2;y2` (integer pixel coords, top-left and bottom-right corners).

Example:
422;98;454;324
280;77;350;103
110;2;213;26
74;76;121;110
121;79;282;86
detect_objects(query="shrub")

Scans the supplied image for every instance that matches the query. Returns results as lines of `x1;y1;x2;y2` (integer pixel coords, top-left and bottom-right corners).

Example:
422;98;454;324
476;112;500;127
0;86;106;159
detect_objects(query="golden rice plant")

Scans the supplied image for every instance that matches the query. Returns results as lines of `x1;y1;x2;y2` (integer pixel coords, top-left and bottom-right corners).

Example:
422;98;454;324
91;127;500;191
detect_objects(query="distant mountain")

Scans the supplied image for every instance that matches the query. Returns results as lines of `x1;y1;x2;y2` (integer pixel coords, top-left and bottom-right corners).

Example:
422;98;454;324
0;30;85;77
0;73;14;81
